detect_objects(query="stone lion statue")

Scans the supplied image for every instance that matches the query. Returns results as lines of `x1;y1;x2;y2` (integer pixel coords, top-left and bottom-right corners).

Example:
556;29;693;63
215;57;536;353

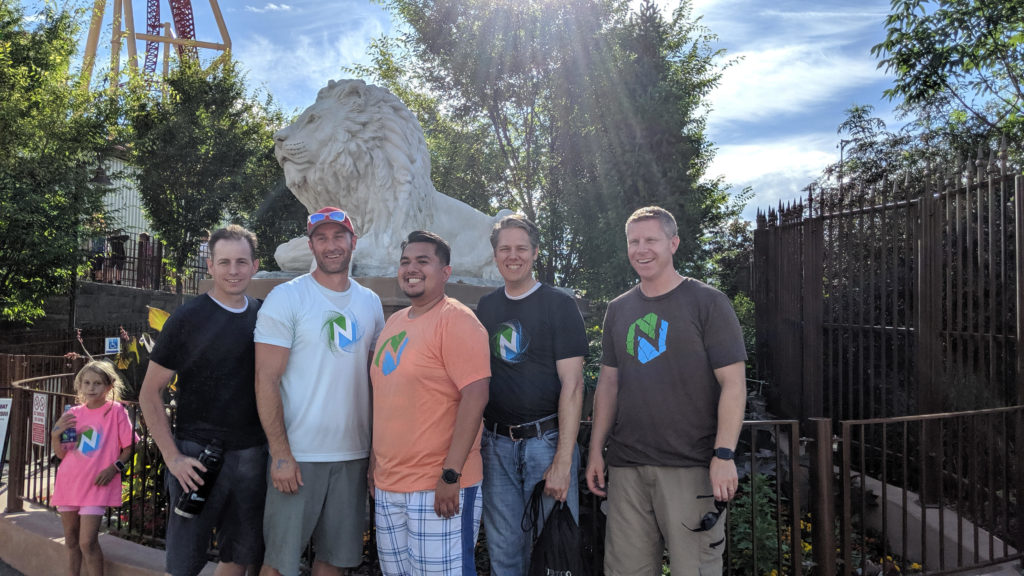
273;78;509;281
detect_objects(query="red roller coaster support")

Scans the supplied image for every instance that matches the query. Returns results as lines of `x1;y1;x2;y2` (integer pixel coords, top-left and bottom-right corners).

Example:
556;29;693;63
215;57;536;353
169;0;198;61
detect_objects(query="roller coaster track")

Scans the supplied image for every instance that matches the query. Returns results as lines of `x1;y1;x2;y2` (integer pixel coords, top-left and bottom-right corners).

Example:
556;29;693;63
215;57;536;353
143;0;198;74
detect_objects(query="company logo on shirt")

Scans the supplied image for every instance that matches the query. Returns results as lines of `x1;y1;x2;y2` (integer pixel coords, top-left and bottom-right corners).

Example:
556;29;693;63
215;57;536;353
78;427;101;456
491;320;528;363
374;331;408;375
626;313;668;364
323;311;360;352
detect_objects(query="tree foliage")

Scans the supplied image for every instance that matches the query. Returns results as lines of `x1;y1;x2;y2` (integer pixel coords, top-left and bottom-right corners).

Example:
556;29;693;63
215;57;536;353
0;1;111;323
129;59;282;283
872;0;1024;143
363;0;734;298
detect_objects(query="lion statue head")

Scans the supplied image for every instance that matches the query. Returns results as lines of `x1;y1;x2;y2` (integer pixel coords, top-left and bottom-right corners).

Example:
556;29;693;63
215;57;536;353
273;79;506;281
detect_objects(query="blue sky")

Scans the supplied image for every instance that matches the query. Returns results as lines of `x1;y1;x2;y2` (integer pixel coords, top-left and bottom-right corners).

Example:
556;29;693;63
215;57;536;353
50;0;901;222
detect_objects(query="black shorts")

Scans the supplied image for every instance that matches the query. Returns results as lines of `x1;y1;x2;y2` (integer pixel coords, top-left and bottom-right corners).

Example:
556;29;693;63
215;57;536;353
165;439;268;576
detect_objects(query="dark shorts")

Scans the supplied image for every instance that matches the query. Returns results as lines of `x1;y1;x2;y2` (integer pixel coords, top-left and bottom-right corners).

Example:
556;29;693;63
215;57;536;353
165;439;268;576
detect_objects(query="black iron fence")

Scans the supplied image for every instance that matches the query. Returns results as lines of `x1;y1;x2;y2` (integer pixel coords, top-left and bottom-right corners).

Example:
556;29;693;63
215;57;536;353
82;230;208;295
5;375;807;575
754;163;1024;422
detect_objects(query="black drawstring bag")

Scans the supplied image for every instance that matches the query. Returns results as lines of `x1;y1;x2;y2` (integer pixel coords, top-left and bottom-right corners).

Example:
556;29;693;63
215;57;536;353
523;480;591;576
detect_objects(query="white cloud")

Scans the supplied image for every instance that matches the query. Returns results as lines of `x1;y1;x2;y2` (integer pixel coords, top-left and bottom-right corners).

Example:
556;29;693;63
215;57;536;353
234;20;387;113
709;43;883;127
709;135;838;220
245;3;292;14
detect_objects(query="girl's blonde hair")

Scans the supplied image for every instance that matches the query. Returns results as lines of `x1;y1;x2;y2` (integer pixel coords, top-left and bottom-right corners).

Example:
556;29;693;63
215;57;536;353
74;360;124;404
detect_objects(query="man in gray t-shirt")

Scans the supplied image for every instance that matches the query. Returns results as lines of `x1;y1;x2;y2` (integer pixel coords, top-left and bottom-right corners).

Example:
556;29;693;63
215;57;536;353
586;206;747;576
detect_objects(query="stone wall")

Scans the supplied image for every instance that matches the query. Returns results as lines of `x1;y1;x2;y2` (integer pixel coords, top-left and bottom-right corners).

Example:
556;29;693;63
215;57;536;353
40;281;192;330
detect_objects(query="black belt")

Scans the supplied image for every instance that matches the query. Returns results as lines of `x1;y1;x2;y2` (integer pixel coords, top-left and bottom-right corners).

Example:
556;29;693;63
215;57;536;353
485;416;559;441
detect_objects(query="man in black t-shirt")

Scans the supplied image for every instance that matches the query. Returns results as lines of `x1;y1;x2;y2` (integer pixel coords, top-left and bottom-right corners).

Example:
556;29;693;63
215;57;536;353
586;207;747;576
475;215;588;575
139;225;266;576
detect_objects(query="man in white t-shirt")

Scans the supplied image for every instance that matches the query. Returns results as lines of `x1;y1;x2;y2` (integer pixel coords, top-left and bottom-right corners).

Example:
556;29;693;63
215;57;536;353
254;207;385;576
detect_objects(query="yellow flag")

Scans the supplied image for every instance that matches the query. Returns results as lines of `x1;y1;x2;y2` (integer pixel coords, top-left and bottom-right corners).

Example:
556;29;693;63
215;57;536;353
127;337;140;364
148;306;170;332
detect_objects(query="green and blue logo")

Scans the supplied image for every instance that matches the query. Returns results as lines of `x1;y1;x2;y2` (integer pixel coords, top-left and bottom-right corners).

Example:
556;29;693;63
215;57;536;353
374;331;408;375
78;427;101;456
626;313;668;364
491;320;528;363
323;311;359;352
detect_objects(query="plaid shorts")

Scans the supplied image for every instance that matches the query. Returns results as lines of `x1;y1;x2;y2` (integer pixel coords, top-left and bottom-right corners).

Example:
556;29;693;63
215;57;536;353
374;483;482;576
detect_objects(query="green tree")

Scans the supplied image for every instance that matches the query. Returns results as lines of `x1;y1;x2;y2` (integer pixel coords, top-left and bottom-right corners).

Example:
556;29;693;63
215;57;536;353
0;1;111;323
871;0;1024;143
551;0;731;296
130;59;282;285
366;0;735;297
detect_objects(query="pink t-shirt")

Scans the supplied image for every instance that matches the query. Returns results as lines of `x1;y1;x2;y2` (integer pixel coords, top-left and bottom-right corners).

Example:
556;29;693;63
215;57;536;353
51;401;138;508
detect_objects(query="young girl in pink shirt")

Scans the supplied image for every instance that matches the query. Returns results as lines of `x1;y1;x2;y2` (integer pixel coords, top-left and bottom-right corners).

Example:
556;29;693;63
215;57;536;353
50;360;138;576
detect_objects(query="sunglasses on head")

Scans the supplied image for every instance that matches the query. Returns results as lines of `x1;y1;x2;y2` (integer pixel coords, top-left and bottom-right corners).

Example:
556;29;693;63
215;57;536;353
685;496;727;532
308;210;347;226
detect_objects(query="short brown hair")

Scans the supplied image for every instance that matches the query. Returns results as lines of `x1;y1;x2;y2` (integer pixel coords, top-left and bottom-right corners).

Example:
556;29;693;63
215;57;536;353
209;225;258;261
401;230;451;266
625;206;678;238
489;214;540;251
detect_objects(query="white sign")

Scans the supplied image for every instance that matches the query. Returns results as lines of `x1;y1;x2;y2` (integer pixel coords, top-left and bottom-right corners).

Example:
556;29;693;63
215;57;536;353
0;397;12;461
32;393;47;447
105;337;121;354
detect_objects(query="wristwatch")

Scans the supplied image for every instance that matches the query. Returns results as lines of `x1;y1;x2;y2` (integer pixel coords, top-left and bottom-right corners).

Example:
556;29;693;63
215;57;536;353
713;447;735;461
441;468;461;484
114;460;127;472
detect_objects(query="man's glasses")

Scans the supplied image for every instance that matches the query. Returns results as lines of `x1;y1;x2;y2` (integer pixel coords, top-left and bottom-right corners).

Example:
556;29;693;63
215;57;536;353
308;210;348;226
684;496;727;532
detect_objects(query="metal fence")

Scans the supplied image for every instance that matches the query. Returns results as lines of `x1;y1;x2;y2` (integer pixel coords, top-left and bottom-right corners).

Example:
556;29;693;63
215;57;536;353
830;406;1024;575
82;230;208;294
0;321;149;356
753;162;1024;422
5;375;806;575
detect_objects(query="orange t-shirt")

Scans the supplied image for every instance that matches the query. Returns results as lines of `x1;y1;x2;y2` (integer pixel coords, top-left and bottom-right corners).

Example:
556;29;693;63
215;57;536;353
371;297;491;492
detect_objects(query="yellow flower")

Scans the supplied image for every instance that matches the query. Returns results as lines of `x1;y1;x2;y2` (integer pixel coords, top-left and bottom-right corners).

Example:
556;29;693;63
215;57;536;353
802;541;812;554
911;563;922;571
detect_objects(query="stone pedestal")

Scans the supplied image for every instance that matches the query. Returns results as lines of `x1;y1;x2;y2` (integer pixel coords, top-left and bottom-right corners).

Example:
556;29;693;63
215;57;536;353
200;276;497;317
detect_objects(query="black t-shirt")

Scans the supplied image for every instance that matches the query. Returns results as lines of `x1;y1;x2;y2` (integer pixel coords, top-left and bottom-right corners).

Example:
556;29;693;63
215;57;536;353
601;279;747;468
476;283;588;424
150;294;265;449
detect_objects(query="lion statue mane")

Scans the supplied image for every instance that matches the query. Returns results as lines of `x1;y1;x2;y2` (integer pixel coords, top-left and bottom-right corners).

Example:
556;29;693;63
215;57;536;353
273;78;508;281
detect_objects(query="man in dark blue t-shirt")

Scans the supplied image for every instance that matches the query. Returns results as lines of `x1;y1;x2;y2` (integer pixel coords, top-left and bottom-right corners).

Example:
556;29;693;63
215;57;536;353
139;225;266;576
475;215;588;575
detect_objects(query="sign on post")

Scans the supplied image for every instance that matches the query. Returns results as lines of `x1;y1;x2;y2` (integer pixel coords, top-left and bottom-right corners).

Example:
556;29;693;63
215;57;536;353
31;393;47;447
0;397;12;465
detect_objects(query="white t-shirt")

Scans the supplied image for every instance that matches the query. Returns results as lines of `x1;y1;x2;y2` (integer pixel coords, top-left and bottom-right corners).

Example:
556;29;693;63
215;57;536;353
255;274;385;462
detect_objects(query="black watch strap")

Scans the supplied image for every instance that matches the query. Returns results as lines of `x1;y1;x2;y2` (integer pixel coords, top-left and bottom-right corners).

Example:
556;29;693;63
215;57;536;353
441;468;461;484
114;460;126;472
713;447;735;461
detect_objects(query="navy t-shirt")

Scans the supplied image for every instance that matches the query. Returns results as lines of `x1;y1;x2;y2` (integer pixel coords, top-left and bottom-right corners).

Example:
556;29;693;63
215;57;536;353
150;294;265;449
476;283;588;425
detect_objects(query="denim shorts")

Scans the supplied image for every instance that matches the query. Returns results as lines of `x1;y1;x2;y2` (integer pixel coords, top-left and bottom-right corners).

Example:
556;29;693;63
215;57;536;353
164;439;268;576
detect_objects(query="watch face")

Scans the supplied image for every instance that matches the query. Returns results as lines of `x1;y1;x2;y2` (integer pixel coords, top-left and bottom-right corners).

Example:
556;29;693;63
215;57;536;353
715;448;734;460
114;460;126;472
442;469;460;484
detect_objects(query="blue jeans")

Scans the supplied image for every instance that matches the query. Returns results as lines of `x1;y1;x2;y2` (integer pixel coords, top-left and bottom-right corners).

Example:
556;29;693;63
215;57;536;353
481;427;580;576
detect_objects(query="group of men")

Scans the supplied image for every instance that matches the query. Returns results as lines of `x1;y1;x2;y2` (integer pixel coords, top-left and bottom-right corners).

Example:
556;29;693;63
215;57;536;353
139;204;747;576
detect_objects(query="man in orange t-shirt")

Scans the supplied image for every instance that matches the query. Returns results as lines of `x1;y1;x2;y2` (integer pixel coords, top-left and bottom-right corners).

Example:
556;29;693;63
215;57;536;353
370;230;491;576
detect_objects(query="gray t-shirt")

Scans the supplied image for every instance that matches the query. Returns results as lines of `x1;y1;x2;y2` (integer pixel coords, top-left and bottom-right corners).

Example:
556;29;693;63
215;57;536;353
600;278;746;468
